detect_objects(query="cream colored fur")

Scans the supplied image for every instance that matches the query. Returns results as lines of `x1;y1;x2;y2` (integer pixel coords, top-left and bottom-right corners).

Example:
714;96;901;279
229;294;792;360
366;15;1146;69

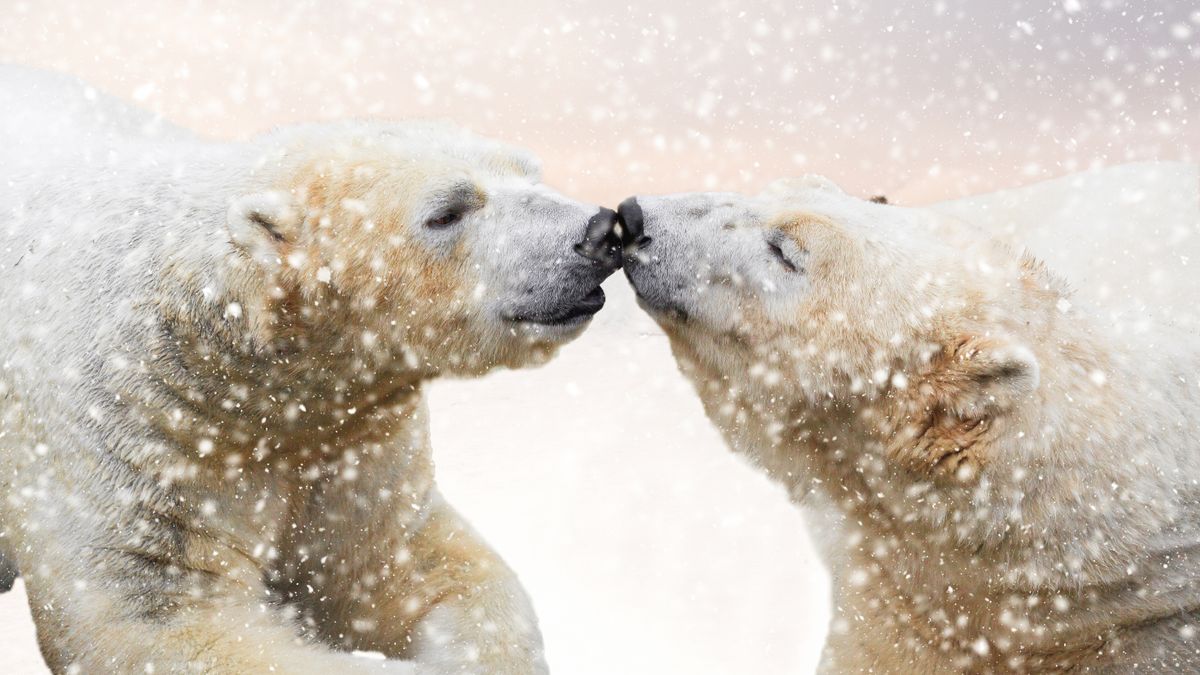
623;165;1200;672
0;66;612;674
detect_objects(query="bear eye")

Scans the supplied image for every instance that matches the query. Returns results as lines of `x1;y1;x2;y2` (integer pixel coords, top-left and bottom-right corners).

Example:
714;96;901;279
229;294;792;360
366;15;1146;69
426;211;463;229
765;232;807;274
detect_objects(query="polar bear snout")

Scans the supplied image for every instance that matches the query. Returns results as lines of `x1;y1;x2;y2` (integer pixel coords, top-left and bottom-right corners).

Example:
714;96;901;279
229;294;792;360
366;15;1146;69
619;192;809;331
619;193;720;322
573;206;623;270
483;197;621;332
615;197;650;252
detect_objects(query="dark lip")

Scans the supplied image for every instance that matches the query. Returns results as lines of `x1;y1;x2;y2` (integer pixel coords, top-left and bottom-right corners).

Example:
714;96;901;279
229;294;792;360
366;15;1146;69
509;286;606;326
624;271;689;322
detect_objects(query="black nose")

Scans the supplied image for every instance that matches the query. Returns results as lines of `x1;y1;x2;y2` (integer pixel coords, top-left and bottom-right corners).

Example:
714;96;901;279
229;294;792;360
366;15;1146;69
616;197;651;250
574;207;622;269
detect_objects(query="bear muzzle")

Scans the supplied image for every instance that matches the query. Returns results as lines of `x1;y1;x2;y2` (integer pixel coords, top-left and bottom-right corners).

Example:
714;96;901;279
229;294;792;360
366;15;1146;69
573;206;623;270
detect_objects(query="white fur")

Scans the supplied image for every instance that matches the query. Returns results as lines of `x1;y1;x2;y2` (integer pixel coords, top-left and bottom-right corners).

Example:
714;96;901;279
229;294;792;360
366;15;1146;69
625;164;1200;672
0;66;612;674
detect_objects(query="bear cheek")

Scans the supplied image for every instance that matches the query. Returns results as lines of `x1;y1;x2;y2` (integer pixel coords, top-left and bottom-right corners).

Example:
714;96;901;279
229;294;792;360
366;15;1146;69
396;245;471;308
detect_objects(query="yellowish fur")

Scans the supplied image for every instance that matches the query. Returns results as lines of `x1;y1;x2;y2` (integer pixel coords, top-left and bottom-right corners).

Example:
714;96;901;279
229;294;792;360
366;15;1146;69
0;68;613;674
624;169;1200;672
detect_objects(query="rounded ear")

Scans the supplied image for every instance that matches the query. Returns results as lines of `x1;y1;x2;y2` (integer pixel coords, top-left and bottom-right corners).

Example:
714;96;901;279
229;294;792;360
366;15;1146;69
941;335;1040;417
887;334;1039;480
227;191;301;266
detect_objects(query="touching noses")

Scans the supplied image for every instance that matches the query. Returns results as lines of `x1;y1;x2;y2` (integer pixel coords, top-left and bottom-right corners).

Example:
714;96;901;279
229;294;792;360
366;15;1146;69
572;198;653;269
573;206;622;270
616;197;651;251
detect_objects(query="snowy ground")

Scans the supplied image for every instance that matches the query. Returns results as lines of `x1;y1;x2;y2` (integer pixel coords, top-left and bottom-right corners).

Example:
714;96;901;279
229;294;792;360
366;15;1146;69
0;278;832;674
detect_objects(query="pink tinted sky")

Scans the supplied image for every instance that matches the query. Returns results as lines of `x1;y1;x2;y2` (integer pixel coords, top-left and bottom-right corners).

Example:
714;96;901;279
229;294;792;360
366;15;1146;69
1;0;1196;204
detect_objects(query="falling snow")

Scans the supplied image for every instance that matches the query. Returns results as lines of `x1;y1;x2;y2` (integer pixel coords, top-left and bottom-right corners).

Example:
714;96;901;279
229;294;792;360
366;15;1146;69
0;1;1198;674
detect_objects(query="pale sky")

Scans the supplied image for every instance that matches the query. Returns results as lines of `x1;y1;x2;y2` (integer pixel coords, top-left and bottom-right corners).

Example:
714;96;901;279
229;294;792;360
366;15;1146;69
1;0;1196;204
0;4;1197;673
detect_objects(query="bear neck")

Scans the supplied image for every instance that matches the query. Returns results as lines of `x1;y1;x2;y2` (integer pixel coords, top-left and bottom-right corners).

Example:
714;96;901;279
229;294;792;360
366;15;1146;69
121;141;434;465
146;283;432;463
685;315;1200;660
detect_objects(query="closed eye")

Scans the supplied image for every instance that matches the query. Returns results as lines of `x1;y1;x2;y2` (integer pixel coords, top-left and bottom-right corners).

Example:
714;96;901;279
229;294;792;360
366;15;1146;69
426;211;464;228
423;181;485;230
767;240;799;273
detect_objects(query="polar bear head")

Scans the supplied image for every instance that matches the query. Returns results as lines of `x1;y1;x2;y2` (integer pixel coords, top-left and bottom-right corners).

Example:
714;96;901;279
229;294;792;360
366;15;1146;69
223;121;621;379
620;176;1053;484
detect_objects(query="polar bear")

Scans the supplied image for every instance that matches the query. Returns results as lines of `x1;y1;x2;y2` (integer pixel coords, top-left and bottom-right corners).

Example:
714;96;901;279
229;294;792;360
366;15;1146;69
618;164;1200;672
0;66;622;674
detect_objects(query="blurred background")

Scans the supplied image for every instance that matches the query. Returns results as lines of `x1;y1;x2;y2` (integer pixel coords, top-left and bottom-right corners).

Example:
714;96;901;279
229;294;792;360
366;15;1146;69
0;0;1196;673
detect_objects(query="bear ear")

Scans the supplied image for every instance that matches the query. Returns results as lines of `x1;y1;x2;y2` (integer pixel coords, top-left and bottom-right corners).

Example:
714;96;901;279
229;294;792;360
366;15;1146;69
227;191;301;266
887;334;1039;480
937;334;1040;417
